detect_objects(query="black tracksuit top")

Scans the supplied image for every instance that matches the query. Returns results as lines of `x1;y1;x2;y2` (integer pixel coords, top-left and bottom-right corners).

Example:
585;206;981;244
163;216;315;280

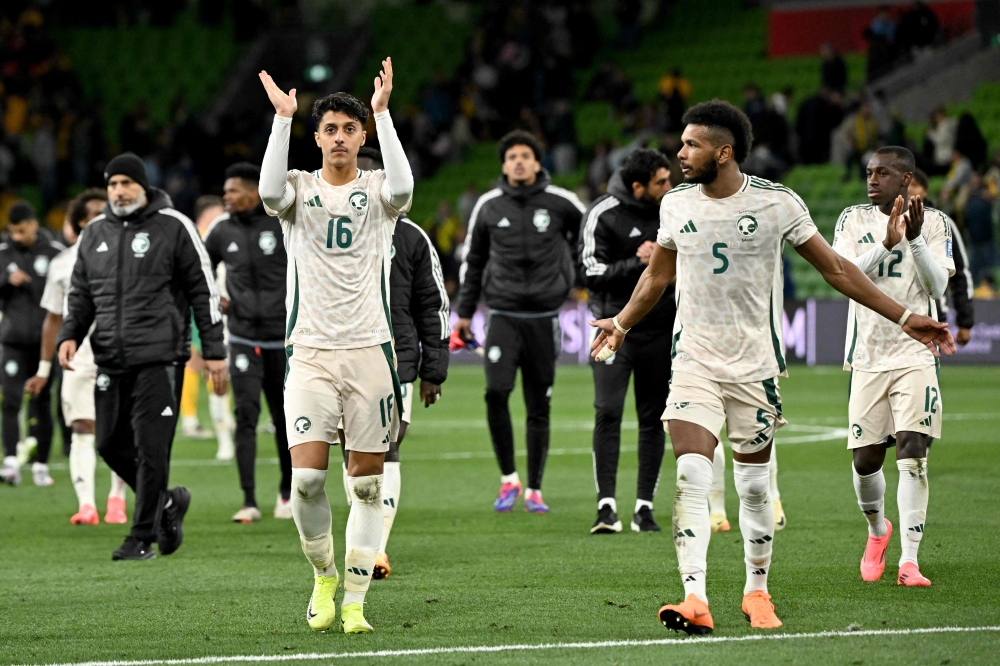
57;188;226;370
578;170;675;334
203;205;287;343
0;228;65;347
457;170;585;318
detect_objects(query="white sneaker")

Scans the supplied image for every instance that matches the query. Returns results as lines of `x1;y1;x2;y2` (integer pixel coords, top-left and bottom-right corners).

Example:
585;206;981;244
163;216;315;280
0;456;20;486
215;430;234;462
32;462;54;487
16;436;38;465
274;495;293;519
232;505;262;523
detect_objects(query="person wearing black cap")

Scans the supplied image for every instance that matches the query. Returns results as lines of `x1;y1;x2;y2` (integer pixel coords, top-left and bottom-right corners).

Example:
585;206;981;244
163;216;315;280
56;152;229;560
0;201;65;487
203;161;293;524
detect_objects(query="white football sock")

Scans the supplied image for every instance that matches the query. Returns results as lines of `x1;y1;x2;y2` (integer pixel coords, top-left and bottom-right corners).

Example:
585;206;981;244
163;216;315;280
708;442;727;519
897;458;928;566
290;468;336;578
769;446;781;501
380;462;400;555
734;460;773;595
109;472;127;500
634;499;652;513
69;433;96;508
344;474;383;606
673;454;713;604
853;465;888;537
342;462;352;507
598;497;617;512
501;471;520;485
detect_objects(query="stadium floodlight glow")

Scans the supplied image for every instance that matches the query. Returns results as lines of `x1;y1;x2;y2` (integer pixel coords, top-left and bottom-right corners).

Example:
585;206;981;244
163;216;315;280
306;64;332;82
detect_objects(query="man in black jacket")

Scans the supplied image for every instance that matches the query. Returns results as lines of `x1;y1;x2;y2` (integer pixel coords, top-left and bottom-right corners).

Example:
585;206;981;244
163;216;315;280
580;150;674;534
454;130;585;513
204;162;293;524
57;153;228;560
0;202;65;487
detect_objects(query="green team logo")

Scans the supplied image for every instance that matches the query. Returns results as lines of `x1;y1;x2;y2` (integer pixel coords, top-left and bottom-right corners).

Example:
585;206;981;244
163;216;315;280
294;416;312;434
4;360;17;376
852;423;863;439
737;214;759;236
487;346;502;363
96;374;111;390
533;209;551;232
258;231;277;255
33;256;50;276
349;191;368;216
234;354;250;372
131;233;150;255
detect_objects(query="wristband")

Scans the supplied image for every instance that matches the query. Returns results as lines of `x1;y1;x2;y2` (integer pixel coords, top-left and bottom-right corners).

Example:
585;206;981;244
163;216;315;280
36;360;52;379
897;309;912;327
612;316;631;335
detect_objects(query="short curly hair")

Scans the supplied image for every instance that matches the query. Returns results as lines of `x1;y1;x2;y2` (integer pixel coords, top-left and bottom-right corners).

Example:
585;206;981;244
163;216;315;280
497;130;544;163
312;92;369;127
68;188;108;232
224;161;261;184
621;149;671;190
681;100;754;164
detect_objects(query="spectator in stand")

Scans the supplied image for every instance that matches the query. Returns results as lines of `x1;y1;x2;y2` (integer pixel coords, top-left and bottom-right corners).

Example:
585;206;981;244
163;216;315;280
615;0;642;50
984;149;1000;196
960;173;997;283
770;87;794;118
658;67;691;130
864;6;899;81
820;43;848;94
844;99;881;180
587;141;612;199
796;87;844;164
896;1;940;57
954;112;988;170
939;149;974;211
922;107;958;176
974;274;998;299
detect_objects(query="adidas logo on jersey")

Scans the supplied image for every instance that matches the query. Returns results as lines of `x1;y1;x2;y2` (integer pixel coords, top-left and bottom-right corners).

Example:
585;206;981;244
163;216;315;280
679;220;698;233
497;217;511;228
858;232;876;243
304;195;322;208
227;242;238;252
96;242;109;252
629;227;641;238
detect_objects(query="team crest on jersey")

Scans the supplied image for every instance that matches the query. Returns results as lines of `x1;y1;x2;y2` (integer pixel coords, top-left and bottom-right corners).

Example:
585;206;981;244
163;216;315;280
4;360;17;376
294;416;312;434
33;256;50;276
737;214;759;237
852;423;863;439
390;244;396;259
533;209;551;232
131;233;150;256
235;354;250;372
259;231;277;255
349;190;368;216
96;374;111;390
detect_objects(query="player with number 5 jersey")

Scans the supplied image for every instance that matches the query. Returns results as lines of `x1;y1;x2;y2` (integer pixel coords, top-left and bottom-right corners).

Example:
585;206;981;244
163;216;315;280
258;57;413;635
587;101;955;635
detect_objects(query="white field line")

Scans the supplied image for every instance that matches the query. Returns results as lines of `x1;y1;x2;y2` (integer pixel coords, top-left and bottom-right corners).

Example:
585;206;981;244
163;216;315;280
23;625;1000;666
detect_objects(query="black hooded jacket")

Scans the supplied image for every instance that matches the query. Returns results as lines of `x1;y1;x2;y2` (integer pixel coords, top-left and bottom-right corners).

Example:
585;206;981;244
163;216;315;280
57;188;226;370
390;216;449;385
578;170;675;334
0;227;65;347
203;205;287;343
457;170;585;317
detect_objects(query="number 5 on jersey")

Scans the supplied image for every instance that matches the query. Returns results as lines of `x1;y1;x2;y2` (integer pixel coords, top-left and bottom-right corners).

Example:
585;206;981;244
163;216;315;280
327;217;353;249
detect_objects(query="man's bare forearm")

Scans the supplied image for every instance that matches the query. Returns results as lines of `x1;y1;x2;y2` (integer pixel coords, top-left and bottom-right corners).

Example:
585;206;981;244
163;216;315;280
825;259;906;323
39;312;61;364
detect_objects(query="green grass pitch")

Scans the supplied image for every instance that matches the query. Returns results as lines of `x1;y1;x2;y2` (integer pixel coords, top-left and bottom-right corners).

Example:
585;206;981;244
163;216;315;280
1;365;998;665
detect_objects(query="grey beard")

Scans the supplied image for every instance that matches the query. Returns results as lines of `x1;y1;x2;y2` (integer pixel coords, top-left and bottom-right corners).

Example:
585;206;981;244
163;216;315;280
110;192;146;217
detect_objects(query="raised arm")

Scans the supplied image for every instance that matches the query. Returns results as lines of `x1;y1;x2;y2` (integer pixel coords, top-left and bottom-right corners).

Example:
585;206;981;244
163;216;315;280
905;197;950;300
371;58;413;211
258;71;297;214
795;232;955;356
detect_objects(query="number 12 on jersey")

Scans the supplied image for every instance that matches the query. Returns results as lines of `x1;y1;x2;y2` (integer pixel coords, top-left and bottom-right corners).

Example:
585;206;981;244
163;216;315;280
327;217;353;249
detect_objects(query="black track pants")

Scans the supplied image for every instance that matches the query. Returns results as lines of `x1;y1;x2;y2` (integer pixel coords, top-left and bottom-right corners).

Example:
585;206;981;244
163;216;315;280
483;313;559;490
591;330;670;503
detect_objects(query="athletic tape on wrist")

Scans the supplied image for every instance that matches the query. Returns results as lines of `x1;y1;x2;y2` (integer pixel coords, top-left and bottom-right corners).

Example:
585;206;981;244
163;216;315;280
36;360;51;379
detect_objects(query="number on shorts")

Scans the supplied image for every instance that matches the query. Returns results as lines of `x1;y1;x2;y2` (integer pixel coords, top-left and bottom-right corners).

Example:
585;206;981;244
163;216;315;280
379;392;395;427
924;386;938;414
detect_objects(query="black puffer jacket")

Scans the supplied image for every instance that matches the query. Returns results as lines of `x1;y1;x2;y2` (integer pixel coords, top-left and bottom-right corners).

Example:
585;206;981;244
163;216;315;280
578;170;675;334
456;170;585;317
57;188;225;370
203;205;286;342
390;216;449;385
0;228;65;347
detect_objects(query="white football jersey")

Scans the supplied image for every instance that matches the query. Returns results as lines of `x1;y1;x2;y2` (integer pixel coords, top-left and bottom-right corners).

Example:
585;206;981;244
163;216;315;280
657;174;817;383
264;168;407;350
832;204;955;372
40;244;95;367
